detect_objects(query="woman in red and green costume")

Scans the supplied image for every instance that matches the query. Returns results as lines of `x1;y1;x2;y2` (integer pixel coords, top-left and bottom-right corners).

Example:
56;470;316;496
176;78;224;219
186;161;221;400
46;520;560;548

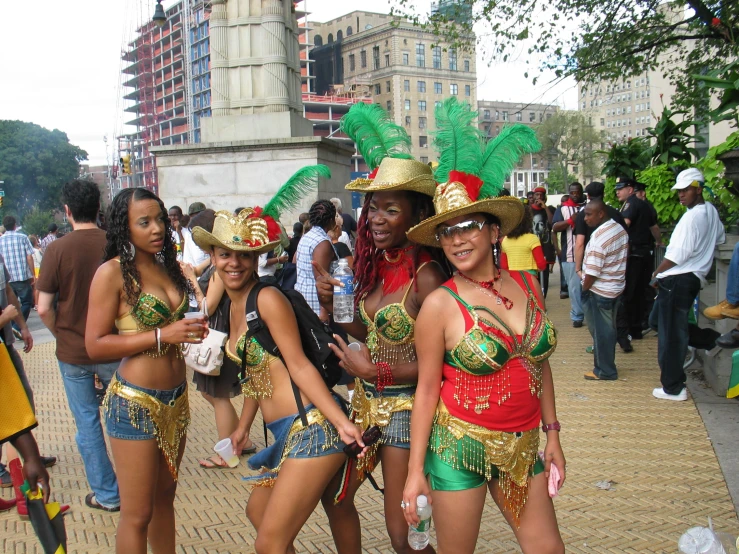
402;98;566;554
315;103;448;553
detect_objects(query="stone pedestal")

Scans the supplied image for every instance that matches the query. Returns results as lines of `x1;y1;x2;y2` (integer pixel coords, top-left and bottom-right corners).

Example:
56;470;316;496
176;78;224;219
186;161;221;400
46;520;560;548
696;234;739;395
151;137;355;225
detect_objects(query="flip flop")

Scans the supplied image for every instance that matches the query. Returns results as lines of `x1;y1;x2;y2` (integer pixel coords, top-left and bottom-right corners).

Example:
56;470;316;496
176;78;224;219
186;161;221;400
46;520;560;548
199;456;232;470
85;492;120;512
241;444;257;456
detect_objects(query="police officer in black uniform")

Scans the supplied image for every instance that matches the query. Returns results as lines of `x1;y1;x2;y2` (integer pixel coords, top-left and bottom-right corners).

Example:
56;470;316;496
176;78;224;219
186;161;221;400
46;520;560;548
615;177;660;351
634;181;662;329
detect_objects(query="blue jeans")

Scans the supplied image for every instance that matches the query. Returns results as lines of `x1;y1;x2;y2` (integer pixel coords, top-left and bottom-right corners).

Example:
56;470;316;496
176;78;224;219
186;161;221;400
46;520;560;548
9;279;33;322
562;261;583;322
582;290;620;380
59;361;121;509
651;273;701;395
727;242;739;305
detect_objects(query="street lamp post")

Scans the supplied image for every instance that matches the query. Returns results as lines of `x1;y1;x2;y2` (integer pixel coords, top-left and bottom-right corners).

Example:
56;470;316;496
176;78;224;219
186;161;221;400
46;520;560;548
152;0;167;27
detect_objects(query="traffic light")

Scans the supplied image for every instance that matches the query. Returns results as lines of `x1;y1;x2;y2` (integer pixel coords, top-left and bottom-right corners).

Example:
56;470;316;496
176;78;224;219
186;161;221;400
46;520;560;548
120;155;131;175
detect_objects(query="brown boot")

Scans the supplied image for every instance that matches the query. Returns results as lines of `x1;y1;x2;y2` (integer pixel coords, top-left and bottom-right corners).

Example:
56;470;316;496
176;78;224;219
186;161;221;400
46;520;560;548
704;300;737;320
8;458;28;519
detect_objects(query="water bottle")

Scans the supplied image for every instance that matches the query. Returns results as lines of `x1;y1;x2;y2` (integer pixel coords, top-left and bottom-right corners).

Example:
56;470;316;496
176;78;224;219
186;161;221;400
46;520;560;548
408;495;432;550
332;259;354;323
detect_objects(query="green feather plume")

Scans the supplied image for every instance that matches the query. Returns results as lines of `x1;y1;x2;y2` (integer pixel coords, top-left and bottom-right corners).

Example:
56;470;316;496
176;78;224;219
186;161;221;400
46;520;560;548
432;97;484;183
478;125;541;199
262;165;331;220
340;103;412;171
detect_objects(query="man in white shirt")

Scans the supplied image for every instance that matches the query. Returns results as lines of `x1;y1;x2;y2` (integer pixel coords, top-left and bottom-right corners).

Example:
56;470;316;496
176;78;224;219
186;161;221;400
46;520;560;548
650;168;726;401
258;250;287;284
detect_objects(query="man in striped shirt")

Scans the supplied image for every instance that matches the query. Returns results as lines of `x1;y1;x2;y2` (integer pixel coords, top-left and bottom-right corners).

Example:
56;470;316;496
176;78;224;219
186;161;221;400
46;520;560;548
579;199;629;381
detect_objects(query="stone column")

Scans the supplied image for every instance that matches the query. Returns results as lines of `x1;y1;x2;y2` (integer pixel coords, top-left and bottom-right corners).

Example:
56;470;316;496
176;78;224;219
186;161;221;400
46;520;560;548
261;0;290;113
209;0;229;116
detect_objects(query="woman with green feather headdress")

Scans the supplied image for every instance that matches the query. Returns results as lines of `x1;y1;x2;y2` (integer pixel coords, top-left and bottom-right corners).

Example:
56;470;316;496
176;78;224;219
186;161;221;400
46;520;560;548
402;98;566;553
313;102;449;553
190;166;370;552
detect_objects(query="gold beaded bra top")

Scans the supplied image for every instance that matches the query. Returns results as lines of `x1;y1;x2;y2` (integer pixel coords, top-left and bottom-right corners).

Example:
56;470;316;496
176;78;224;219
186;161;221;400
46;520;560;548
225;320;279;400
359;262;432;368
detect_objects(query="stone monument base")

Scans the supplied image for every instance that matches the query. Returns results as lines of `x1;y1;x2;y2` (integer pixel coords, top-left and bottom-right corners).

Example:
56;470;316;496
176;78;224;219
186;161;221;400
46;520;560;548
200;113;314;142
151;136;355;225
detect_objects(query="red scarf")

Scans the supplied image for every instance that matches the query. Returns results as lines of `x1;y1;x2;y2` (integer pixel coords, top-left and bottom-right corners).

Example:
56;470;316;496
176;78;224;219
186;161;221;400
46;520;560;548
378;246;432;295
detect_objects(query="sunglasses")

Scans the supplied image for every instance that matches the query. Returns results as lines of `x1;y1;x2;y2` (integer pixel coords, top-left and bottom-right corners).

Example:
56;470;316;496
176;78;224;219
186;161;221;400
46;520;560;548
435;219;487;241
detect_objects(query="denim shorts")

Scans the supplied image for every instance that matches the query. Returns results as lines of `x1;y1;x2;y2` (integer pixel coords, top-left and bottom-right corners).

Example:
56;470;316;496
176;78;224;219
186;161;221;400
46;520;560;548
104;374;188;441
354;381;415;449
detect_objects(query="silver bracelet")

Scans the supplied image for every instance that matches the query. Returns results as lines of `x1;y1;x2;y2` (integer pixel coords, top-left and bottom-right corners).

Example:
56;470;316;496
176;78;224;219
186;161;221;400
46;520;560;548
156;328;161;353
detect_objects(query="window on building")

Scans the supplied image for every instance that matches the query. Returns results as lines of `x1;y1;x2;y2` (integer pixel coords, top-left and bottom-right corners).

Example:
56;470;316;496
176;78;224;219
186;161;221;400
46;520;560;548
387;100;392;111
419;135;428;147
516;112;522;121
433;46;442;69
600;118;605;126
385;54;390;67
450;83;458;95
418;100;427;111
404;79;410;91
349;54;355;72
464;59;470;72
465;85;471;96
403;53;409;65
347;26;353;36
434;82;442;94
360;50;367;68
328;33;334;44
373;46;380;69
532;157;538;168
420;156;429;164
337;30;343;41
314;35;323;47
532;173;538;183
502;111;508;121
418;80;426;93
449;48;457;70
386;80;391;93
419;116;427;129
529;112;535;122
374;84;381;95
484;109;490;120
405;115;411;125
416;43;425;67
495;110;499;120
405;99;411;110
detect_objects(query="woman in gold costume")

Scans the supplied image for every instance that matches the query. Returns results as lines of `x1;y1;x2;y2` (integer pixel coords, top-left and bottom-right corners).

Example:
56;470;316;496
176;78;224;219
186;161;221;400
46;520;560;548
86;187;206;554
402;99;566;553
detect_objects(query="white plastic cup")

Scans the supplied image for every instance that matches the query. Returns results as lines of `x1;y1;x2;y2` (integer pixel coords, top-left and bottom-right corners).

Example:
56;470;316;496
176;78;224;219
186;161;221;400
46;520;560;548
184;311;205;320
348;342;362;352
214;438;239;468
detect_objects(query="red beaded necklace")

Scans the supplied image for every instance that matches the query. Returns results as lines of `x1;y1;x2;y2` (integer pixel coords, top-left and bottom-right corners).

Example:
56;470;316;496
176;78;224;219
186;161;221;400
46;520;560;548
458;270;514;310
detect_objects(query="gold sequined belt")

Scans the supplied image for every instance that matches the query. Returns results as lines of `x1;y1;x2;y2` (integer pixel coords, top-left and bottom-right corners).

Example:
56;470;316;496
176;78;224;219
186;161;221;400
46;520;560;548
103;375;190;481
430;400;539;525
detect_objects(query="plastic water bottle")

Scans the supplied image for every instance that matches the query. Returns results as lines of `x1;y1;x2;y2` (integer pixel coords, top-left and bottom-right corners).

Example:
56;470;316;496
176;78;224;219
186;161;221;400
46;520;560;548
408;495;432;550
332;259;354;323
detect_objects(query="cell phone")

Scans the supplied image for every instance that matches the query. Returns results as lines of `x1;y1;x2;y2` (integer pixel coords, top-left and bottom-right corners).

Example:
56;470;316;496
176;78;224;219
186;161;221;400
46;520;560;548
343;425;382;458
649;277;658;287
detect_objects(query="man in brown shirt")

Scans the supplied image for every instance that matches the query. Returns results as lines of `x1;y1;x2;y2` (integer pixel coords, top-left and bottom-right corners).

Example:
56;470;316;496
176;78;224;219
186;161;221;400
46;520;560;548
37;180;121;512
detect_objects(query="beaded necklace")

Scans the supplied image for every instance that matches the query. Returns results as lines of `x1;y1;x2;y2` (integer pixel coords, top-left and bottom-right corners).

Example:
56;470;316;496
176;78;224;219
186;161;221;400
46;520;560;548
458;271;514;310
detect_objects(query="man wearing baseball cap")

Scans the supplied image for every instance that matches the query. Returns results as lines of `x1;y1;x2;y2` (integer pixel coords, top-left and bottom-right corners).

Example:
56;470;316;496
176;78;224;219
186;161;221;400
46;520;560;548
650;168;725;401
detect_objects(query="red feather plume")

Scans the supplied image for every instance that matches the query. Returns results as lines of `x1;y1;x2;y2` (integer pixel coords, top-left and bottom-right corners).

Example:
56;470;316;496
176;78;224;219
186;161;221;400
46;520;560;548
448;170;483;201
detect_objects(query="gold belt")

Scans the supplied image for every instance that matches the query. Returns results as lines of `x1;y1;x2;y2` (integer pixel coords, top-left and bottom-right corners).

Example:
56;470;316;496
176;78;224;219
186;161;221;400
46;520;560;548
430;400;539;526
103;375;190;481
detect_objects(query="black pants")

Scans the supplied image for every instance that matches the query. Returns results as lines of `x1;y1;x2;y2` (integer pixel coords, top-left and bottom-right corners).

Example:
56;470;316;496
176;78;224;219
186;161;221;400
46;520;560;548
617;255;650;341
538;268;550;299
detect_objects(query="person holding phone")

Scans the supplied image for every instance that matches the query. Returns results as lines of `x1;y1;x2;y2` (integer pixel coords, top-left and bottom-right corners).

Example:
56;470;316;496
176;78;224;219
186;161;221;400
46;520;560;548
86;188;204;554
402;99;565;554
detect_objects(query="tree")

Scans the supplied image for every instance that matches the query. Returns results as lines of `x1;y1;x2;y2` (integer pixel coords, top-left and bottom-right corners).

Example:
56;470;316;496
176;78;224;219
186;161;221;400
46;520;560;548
600;138;651;179
536;111;603;187
21;207;56;238
544;165;577;194
394;0;739;116
0;121;87;218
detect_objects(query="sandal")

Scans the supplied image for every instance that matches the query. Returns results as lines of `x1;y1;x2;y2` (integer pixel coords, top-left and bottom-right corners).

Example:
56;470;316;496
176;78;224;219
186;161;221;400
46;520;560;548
241;443;257;456
85;492;120;512
199;456;232;469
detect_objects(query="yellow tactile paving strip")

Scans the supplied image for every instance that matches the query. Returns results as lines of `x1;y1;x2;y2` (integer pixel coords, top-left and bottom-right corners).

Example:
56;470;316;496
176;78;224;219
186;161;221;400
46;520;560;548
1;294;737;553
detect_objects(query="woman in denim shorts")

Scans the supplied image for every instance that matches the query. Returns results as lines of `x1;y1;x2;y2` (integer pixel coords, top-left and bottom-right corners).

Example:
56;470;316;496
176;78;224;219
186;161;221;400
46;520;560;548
86;188;207;553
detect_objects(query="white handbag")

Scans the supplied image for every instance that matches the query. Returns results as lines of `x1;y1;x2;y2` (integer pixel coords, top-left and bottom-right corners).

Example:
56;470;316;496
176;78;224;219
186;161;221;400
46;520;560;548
182;300;228;376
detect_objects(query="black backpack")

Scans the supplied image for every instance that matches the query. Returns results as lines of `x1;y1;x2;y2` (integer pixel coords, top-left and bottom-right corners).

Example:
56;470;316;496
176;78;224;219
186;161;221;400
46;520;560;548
243;282;343;426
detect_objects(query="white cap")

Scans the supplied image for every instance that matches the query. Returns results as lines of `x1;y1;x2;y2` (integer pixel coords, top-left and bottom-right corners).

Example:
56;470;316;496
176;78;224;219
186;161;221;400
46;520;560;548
416;495;428;508
672;168;705;190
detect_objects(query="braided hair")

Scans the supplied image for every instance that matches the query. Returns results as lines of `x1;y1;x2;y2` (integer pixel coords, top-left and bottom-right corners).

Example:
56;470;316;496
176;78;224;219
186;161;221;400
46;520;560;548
353;191;448;305
308;199;337;231
103;188;192;307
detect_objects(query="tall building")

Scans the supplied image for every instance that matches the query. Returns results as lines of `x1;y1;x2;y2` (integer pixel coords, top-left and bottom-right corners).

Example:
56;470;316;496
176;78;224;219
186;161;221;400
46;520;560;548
309;10;477;163
478;100;558;197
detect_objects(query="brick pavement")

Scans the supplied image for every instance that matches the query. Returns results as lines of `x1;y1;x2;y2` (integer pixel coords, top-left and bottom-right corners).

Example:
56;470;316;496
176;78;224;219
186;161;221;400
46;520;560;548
1;291;737;553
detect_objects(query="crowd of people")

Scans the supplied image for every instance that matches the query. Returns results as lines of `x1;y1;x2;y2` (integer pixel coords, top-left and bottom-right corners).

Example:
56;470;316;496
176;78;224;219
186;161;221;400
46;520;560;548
0;97;732;554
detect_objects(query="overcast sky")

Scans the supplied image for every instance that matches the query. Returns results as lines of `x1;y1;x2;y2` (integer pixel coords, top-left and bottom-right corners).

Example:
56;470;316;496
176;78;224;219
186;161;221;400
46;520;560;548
0;0;576;167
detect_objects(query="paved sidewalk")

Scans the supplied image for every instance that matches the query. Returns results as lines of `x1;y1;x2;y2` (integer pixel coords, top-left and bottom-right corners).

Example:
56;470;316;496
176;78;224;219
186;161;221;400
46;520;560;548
2;291;738;552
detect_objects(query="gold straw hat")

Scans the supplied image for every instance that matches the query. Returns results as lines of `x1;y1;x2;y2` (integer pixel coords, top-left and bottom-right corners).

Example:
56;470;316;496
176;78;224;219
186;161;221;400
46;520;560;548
192;209;281;254
345;157;437;196
406;179;524;246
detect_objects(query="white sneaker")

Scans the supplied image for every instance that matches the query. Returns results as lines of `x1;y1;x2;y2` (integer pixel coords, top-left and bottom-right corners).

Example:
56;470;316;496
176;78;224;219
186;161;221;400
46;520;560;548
652;387;688;401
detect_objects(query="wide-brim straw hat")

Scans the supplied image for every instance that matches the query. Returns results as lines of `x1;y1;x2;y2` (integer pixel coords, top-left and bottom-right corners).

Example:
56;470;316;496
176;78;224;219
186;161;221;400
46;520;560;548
192;209;280;254
406;181;524;247
345;157;437;197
